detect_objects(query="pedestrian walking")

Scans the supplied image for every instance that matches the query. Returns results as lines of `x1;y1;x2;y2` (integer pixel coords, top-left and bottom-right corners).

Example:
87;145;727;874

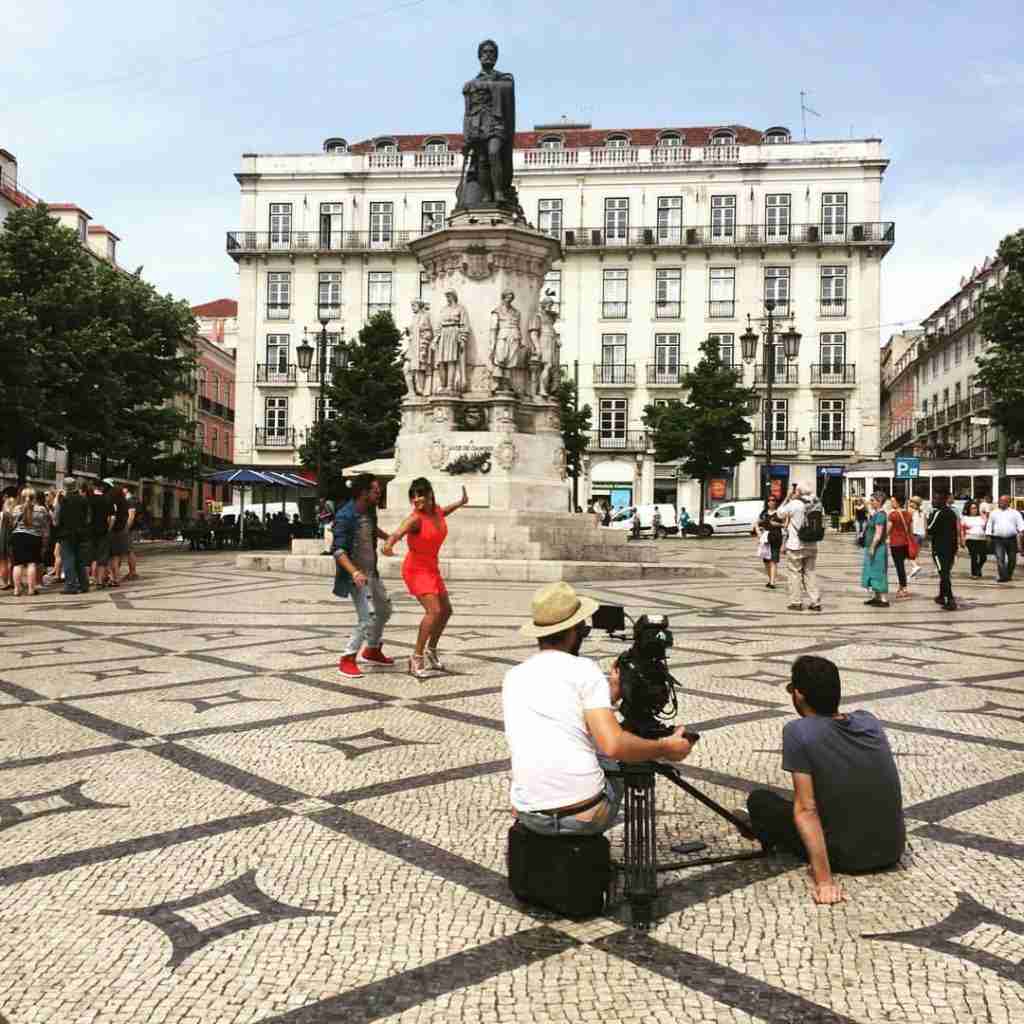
89;481;115;587
107;484;130;587
853;496;868;546
753;496;784;589
888;496;914;600
57;478;92;594
960;500;989;578
0;496;15;590
122;485;140;580
780;485;822;611
383;478;469;678
985;495;1024;582
11;488;50;597
906;496;927;578
927;491;961;611
861;495;890;607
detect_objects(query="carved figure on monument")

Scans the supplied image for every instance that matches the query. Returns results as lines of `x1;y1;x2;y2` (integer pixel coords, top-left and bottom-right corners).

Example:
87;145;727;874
527;292;560;398
489;290;523;394
434;290;470;395
402;300;433;397
455;39;521;215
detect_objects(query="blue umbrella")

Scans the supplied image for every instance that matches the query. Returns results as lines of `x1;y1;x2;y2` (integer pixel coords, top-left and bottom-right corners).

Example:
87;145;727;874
201;467;317;543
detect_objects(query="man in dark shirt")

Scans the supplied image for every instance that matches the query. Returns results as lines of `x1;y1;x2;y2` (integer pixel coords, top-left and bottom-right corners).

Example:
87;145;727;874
57;477;92;594
744;655;905;905
89;481;115;586
927;490;962;611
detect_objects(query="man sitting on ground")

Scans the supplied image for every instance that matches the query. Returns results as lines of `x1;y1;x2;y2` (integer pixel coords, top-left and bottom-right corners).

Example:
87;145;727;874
745;654;905;904
503;582;693;836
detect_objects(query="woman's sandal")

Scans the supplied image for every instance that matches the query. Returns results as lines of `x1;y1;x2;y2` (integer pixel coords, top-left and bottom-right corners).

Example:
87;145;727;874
408;654;433;679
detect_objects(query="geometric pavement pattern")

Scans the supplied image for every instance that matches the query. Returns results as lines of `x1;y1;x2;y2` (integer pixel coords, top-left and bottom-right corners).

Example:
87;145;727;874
1;540;1023;1022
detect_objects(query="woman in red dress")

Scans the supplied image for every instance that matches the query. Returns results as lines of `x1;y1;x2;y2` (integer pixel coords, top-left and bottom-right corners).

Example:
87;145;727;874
383;478;468;678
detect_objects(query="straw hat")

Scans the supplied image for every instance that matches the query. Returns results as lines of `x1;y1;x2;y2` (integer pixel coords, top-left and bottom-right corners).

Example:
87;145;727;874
518;582;599;638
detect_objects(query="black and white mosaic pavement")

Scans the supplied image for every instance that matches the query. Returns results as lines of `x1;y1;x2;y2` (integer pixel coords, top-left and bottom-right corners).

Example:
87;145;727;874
1;540;1023;1022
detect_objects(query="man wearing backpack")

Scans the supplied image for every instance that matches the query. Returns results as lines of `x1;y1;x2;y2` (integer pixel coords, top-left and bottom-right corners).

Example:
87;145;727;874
780;484;823;611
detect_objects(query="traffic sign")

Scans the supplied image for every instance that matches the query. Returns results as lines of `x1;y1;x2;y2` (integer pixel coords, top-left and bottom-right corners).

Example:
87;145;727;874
894;457;920;480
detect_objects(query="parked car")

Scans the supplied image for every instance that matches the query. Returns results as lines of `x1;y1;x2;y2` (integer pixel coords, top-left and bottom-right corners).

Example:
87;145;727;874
701;499;766;535
607;504;678;537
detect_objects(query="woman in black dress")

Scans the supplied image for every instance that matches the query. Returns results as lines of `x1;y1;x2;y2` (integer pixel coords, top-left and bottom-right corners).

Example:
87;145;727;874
754;496;784;589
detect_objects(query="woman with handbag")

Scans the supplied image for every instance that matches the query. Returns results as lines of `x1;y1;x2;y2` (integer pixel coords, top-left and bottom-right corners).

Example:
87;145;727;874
906;496;927;577
887;496;914;599
861;495;890;607
752;496;784;588
960;500;989;578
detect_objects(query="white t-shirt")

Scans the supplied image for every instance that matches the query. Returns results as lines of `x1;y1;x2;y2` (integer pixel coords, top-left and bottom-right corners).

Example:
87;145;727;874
961;514;987;540
986;507;1024;537
779;497;815;551
502;650;612;812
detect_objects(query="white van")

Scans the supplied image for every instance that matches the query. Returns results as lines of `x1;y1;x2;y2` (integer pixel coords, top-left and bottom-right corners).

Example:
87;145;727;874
702;499;765;535
607;504;677;536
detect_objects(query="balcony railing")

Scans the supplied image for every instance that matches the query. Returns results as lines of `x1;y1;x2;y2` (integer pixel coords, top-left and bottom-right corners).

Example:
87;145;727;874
809;431;855;451
752;431;799;452
587;431;648;452
810;364;856;385
227;230;422;257
593;364;636;385
819;298;848;318
601;301;628;319
653;299;683;319
256;363;297;385
935;408;948;427
590;146;640;164
304;362;340;384
708;300;735;319
971;389;992;411
70;454;102;476
254;427;296;448
198;395;212;412
266;303;290;320
367;303;393;320
754;364;799;385
646;364;688;386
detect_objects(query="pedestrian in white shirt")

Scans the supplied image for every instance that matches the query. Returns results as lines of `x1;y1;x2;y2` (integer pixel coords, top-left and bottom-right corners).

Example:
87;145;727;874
906;496;927;578
779;485;822;612
985;495;1024;582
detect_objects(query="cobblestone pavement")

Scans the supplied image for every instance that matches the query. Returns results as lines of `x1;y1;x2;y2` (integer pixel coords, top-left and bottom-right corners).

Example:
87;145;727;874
1;539;1023;1023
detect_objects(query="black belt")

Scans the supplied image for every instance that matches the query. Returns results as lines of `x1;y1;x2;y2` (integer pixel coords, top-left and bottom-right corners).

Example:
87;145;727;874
535;791;606;818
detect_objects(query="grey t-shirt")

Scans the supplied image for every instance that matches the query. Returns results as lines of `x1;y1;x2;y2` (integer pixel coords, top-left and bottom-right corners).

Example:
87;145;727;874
782;710;905;871
351;511;377;575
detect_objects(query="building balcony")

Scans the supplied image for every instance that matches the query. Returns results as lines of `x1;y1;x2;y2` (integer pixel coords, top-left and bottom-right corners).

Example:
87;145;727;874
587;430;648;452
646;364;689;386
226;229;423;259
819;298;848;318
256;364;297;385
754;364;799;386
810;364;856;386
707;300;735;319
303;362;339;384
934;408;948;427
971;389;992;411
653;299;683;319
254;427;296;449
809;431;855;452
70;454;102;476
593;364;636;386
752;431;799;453
601;301;628;319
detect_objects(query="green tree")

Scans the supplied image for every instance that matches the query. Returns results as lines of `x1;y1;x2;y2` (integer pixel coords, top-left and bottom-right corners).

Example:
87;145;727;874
553;372;592;507
301;311;404;495
975;229;1024;448
643;337;757;528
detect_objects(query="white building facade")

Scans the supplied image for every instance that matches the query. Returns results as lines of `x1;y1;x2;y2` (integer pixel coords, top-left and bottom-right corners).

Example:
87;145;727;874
228;123;893;512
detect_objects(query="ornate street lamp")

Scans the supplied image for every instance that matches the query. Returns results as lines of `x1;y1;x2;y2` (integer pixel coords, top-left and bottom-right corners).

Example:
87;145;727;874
300;309;345;503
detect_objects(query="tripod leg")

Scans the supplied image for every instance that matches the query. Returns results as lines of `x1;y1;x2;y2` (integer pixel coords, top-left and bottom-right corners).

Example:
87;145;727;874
622;770;657;928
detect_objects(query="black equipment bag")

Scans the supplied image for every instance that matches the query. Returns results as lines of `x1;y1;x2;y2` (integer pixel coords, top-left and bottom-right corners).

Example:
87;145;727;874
507;821;611;919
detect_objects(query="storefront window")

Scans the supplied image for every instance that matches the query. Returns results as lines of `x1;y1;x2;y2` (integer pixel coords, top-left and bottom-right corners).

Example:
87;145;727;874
912;478;931;501
952;476;972;499
932;475;951;497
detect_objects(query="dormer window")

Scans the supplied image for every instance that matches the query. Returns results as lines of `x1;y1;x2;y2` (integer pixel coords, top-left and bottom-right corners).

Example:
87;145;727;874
77;217;87;243
323;137;348;153
424;138;448;155
606;134;629;148
763;127;791;145
710;129;736;146
375;139;398;153
107;237;117;262
539;136;563;150
658;132;683;147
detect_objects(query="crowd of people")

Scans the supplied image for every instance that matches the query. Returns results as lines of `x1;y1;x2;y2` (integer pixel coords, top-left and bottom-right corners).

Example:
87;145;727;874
0;478;139;596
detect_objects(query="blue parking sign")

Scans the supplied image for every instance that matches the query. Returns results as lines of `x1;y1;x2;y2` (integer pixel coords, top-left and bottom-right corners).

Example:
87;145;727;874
894;457;920;480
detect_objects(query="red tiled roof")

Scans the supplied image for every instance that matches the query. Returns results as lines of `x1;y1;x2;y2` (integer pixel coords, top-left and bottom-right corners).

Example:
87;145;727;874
192;298;238;318
88;224;121;240
47;203;92;218
348;125;765;153
0;182;35;209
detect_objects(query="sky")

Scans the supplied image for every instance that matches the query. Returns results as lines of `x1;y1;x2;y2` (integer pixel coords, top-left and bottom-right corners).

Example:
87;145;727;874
4;0;1023;342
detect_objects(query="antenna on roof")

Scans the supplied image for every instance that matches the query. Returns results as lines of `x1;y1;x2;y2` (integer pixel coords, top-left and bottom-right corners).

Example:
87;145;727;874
800;90;822;141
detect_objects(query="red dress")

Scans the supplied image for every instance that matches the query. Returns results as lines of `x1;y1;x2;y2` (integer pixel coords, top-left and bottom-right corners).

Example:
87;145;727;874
402;509;448;596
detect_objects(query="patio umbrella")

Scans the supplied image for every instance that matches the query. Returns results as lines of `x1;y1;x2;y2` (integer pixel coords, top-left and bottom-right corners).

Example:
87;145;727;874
201;468;317;545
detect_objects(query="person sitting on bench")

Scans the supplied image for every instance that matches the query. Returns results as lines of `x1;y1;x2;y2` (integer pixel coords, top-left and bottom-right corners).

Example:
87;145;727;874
744;654;905;904
503;582;694;836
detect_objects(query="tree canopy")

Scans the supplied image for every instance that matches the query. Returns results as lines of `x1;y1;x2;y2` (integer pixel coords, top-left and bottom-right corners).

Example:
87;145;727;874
974;229;1024;447
643;337;757;524
0;204;197;484
552;372;592;502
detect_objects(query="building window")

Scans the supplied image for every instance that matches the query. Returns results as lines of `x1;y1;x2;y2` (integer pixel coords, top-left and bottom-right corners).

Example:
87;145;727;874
922;398;929;414
315;397;338;420
821;193;847;239
224;433;231;457
599;398;628;444
267;272;291;319
602;269;628;318
708;333;735;367
657;196;682;243
942;387;950;407
543;270;561;314
324;138;348;154
317;271;342;318
765;194;790;240
820;266;847;316
211;427;219;455
538;199;563;239
198;366;208;398
764;267;790;314
539;136;563;150
711;130;736;145
954;339;963;365
269;203;292;249
367;271;392;317
77;217;88;243
954;381;962;404
653;334;681;382
424;139;447;155
606;134;629;148
196;422;205;448
967;333;976;356
211;373;220;402
419;269;430;302
421;201;446;234
107;237;117;262
765;398;788;443
265;334;290;372
658;132;683;146
709;267;735;318
711;195;736;240
604;198;629;244
369;201;393;246
319;202;343;249
819;399;846;441
655;268;682;318
820;333;846;372
375;139;397;153
942;346;950;372
764;128;791;144
265;396;289;436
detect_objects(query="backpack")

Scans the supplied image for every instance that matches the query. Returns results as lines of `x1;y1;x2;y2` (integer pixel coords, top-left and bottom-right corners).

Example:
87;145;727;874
797;499;826;543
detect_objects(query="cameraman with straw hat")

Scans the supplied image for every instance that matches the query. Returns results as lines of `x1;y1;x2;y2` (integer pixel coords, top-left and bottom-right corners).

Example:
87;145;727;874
503;582;694;837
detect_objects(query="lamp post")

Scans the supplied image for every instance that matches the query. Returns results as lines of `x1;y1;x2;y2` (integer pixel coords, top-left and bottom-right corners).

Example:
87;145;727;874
740;300;801;503
296;310;345;504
